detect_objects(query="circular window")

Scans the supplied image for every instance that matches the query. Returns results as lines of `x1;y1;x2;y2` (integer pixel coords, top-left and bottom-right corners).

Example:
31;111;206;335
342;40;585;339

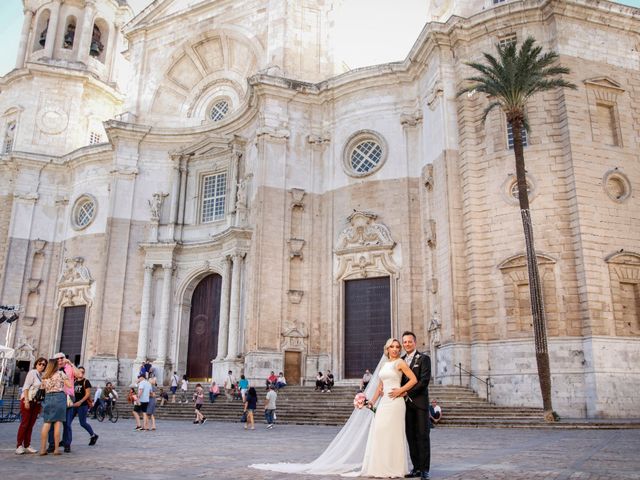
71;195;97;230
502;174;536;205
343;131;388;177
603;169;631;203
209;100;230;122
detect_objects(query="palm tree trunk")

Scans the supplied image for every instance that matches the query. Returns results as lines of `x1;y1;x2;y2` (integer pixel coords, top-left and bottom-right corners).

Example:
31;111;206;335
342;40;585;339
511;118;555;421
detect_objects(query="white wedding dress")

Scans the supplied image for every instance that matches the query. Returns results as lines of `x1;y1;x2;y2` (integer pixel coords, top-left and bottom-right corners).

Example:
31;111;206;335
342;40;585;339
250;357;410;478
357;359;409;478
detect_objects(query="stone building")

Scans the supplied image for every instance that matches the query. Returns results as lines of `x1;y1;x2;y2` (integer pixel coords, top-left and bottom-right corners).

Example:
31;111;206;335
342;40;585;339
0;0;638;418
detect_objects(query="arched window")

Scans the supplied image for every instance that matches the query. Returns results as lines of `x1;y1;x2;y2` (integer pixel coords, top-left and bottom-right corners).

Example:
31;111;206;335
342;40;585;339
89;20;109;63
63;16;77;50
33;9;51;52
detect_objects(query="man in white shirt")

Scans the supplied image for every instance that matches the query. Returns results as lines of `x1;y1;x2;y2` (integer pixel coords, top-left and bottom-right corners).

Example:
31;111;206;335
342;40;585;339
264;385;277;428
224;370;236;402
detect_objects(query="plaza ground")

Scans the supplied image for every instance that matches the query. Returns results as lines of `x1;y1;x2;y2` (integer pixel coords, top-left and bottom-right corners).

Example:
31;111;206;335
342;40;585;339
1;418;639;479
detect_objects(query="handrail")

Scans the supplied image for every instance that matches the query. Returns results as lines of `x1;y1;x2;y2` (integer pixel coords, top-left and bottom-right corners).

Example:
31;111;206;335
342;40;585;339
454;363;492;403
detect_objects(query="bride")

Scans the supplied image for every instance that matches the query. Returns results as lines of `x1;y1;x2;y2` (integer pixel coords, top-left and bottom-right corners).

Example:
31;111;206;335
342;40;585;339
251;338;417;477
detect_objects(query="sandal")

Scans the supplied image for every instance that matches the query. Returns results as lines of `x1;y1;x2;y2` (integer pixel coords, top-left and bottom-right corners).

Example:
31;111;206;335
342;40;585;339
53;451;62;455
39;451;48;456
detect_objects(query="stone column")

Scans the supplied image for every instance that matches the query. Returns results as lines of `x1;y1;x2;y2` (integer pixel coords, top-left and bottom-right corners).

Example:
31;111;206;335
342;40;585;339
135;264;154;363
43;0;61;58
107;23;121;83
156;263;173;363
76;1;96;64
215;256;232;360
225;253;243;359
15;9;34;68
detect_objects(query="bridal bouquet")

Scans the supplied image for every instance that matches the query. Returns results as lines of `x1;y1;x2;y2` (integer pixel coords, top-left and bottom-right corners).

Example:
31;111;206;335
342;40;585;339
353;392;367;409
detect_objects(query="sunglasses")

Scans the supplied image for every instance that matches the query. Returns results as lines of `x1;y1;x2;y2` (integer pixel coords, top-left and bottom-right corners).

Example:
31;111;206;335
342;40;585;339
37;362;46;366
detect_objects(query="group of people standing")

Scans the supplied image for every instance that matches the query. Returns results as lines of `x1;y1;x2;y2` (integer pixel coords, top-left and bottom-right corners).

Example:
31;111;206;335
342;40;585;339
15;352;98;456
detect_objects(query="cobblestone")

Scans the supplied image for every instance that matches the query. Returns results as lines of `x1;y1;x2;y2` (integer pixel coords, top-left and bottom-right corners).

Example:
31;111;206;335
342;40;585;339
1;419;639;479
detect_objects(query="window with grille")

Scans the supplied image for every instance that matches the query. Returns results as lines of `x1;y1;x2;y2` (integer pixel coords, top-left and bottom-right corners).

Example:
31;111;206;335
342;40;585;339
350;141;383;174
507;121;528;149
72;195;97;230
498;33;517;49
89;131;102;145
209;100;230;122
201;173;227;223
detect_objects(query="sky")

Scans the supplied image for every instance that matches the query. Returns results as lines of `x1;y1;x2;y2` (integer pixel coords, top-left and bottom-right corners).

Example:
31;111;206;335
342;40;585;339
0;0;639;76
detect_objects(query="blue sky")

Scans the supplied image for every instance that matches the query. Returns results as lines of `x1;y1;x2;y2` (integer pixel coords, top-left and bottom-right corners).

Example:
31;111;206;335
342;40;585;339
1;0;639;76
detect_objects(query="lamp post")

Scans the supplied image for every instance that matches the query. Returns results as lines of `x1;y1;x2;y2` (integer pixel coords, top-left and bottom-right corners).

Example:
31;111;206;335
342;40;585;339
0;304;20;399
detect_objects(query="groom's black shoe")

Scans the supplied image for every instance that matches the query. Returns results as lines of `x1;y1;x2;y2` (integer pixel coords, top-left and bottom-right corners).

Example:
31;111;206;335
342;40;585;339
405;469;421;478
420;471;430;480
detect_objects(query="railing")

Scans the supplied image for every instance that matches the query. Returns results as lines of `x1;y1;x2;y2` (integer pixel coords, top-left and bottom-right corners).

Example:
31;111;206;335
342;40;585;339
454;363;493;404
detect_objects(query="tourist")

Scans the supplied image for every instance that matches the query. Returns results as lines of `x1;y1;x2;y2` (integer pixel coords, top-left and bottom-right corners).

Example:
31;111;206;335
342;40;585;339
180;374;189;403
429;399;442;427
209;381;220;403
193;383;207;424
137;374;153;430
128;387;141;430
243;386;257;430
323;370;334;393
275;372;287;390
15;357;46;454
224;370;236;402
147;378;157;430
264;384;277;429
71;366;99;446
100;381;118;417
47;353;80;453
170;371;179;403
39;358;71;455
239;374;249;402
315;371;324;391
266;371;277;390
158;388;169;406
361;369;372;391
90;384;102;418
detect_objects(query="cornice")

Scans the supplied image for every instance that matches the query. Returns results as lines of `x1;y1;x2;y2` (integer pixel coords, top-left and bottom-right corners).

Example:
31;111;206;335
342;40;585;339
0;63;124;103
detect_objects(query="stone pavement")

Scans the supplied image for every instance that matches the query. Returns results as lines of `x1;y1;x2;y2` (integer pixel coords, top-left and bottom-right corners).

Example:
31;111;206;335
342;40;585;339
1;418;639;480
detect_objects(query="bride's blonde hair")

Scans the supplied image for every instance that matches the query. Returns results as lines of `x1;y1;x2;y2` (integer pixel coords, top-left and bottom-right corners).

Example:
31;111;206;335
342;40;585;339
383;338;401;359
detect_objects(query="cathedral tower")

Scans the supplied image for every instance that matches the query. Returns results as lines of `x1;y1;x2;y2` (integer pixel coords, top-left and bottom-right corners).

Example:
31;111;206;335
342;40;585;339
1;0;133;157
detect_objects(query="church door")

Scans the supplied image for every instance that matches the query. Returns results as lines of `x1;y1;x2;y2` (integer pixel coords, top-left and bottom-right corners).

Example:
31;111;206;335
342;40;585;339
187;274;222;379
284;351;302;385
344;277;391;379
59;305;86;366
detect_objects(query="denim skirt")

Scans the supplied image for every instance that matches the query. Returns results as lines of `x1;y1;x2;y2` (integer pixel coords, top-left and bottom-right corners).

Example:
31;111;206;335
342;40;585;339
42;391;66;423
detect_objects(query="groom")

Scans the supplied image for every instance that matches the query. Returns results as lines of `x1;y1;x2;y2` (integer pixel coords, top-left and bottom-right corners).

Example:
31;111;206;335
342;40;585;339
396;331;431;479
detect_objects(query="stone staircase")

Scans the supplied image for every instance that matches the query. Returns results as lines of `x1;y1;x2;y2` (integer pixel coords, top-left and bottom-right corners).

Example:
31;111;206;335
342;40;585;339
112;384;551;428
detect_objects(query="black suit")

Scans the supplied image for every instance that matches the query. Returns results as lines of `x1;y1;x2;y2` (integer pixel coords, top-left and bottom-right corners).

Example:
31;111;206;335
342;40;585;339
401;350;431;473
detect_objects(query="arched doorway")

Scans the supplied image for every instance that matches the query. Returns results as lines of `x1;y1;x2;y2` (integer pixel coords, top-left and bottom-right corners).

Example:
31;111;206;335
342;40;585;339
187;274;222;379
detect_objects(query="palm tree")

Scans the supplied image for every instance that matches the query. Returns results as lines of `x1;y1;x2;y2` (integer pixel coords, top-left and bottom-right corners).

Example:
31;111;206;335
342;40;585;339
458;37;576;421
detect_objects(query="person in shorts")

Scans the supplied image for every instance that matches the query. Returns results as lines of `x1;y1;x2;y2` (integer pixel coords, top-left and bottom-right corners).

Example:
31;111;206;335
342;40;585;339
170;371;179;403
137;375;153;431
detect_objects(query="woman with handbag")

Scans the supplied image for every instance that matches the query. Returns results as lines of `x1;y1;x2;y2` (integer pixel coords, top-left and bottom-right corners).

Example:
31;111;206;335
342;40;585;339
39;358;71;455
15;357;47;454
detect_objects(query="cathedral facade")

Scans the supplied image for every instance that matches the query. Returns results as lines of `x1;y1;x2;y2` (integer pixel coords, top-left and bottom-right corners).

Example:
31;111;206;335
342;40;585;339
0;0;638;418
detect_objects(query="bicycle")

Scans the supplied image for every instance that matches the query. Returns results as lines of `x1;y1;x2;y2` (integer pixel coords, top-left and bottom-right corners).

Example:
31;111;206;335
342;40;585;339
96;400;119;423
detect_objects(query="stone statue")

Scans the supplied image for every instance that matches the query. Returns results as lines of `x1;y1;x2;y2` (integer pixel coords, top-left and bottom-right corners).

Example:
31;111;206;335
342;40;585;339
236;175;250;209
148;192;168;221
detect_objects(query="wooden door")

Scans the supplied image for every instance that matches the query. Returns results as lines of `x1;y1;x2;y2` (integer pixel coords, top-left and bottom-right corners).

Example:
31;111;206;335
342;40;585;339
284;351;302;385
187;274;222;379
344;277;391;378
59;305;86;366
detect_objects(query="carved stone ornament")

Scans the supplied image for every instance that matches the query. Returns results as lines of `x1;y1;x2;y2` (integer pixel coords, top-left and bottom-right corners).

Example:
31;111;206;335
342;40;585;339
422;164;434;190
14;338;36;363
287;290;304;304
56;257;94;307
336;211;395;253
281;326;308;350
288;238;306;258
290;188;306;208
335;211;398;281
425;81;444;111
426;219;436;248
428;313;441;347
